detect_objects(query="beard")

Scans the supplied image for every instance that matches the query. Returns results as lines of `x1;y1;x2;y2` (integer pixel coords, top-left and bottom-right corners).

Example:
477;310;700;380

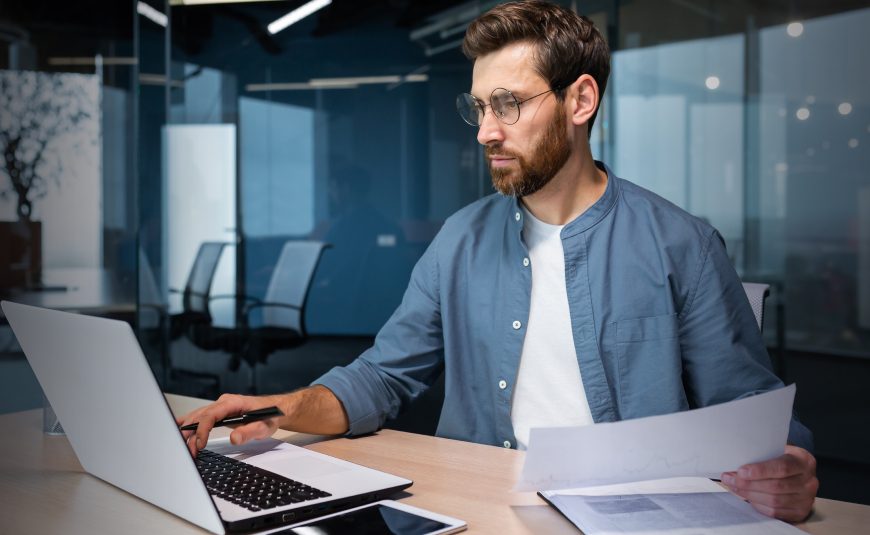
486;109;571;197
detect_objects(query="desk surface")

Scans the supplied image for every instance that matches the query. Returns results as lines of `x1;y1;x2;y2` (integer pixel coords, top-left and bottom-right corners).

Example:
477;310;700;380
0;268;135;318
0;394;867;534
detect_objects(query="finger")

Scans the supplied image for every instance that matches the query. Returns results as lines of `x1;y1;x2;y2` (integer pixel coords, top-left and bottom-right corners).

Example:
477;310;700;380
722;472;808;494
230;421;276;445
724;476;817;522
194;413;219;452
741;491;815;522
188;395;249;449
737;454;804;480
186;431;198;457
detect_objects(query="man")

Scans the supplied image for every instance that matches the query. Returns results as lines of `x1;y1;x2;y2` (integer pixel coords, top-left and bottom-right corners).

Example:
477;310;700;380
179;0;818;522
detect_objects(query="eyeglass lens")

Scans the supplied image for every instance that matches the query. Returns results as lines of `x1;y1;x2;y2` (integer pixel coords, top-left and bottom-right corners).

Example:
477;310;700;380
456;88;523;127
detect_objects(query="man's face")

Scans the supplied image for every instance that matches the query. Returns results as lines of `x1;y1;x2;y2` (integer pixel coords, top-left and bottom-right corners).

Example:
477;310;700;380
471;42;571;197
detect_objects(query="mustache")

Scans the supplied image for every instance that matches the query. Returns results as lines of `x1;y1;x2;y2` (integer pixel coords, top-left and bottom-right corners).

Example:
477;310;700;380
484;144;518;159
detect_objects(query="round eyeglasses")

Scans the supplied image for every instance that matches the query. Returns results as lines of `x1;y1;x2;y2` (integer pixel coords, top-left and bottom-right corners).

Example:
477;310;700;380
456;87;561;127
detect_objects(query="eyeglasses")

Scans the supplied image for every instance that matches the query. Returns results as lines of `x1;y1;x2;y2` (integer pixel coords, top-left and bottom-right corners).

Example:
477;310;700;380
456;87;561;127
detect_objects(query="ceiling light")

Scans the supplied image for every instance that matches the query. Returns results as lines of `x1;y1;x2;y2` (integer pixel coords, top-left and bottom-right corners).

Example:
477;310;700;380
849;138;859;149
309;76;401;87
704;76;720;90
838;102;853;115
137;2;168;27
170;0;284;4
245;73;428;92
786;22;803;37
48;56;138;66
796;107;810;121
267;0;331;36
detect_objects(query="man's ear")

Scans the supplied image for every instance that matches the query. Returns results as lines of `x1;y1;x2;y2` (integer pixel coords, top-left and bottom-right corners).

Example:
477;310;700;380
567;74;600;131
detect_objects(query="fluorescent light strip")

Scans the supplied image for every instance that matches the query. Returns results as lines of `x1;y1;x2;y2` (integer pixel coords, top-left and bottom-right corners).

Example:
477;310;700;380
48;57;139;66
309;75;401;86
245;74;428;92
137;1;168;28
170;0;284;4
139;74;185;88
267;0;332;35
245;82;357;91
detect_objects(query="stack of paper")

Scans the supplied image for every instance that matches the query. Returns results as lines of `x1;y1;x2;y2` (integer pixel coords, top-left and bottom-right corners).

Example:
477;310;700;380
519;386;804;534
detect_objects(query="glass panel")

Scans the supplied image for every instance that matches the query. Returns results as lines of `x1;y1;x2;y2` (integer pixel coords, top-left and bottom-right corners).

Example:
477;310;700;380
0;2;137;410
757;10;870;355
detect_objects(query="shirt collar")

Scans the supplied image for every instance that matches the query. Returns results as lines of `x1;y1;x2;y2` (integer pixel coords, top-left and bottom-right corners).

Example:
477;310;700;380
509;160;620;238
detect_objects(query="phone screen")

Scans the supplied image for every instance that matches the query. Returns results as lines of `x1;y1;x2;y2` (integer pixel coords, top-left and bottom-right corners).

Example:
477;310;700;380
274;503;451;535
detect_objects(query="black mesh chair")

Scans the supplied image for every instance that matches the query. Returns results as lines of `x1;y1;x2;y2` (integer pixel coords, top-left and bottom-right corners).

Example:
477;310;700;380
168;242;229;343
167;242;231;395
236;240;330;393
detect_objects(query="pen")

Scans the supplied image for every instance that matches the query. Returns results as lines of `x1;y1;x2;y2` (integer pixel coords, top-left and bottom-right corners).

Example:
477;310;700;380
179;406;284;431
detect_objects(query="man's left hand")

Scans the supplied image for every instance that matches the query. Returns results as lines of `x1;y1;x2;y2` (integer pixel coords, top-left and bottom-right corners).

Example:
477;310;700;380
721;445;818;522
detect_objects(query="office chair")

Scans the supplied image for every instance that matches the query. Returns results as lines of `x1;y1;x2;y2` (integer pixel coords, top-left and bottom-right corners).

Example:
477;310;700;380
168;242;229;342
166;242;230;395
741;282;770;332
235;240;330;393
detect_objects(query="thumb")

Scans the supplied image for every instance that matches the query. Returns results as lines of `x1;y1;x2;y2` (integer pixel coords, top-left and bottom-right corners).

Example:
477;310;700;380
229;421;271;445
229;427;249;445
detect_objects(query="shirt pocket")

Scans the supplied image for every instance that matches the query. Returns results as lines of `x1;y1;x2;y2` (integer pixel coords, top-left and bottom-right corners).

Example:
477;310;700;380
613;313;688;419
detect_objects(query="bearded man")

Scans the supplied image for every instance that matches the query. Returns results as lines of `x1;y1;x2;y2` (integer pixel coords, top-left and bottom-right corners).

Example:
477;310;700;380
180;0;818;522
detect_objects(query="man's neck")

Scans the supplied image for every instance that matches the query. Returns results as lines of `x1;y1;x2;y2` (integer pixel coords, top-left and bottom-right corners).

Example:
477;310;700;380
521;146;608;226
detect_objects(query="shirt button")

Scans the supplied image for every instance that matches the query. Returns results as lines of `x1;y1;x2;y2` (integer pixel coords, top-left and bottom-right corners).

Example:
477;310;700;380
512;320;522;330
515;212;521;221
503;440;512;448
498;379;507;389
522;257;530;267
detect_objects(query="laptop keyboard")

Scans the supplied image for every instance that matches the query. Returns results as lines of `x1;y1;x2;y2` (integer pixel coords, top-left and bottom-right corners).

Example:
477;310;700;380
196;449;331;512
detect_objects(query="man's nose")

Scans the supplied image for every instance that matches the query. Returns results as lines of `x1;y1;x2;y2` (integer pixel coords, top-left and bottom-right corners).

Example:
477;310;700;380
476;108;505;146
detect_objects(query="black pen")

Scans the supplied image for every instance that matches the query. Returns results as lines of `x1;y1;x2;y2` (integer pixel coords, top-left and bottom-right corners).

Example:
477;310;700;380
179;406;284;431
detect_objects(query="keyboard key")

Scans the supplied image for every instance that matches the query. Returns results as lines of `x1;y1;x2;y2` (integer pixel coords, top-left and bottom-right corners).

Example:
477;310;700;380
196;449;330;512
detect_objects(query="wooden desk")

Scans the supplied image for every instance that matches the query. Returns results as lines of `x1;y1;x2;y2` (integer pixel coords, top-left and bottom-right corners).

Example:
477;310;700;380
1;395;867;534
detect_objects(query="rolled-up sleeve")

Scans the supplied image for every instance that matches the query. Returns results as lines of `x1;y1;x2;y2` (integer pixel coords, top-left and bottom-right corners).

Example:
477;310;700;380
678;231;814;451
313;233;445;436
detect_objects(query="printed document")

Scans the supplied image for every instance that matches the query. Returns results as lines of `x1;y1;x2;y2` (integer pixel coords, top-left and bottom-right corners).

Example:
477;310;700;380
517;384;795;490
540;477;805;535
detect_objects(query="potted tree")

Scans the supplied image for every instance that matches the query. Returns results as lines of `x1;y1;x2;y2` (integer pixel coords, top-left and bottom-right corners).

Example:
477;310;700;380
0;70;96;290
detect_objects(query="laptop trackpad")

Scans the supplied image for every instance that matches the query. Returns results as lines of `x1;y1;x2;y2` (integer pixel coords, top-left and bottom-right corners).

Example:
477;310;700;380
210;439;351;480
276;456;350;480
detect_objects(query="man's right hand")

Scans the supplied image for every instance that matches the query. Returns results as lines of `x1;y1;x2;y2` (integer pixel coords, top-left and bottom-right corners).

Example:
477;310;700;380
176;393;287;457
175;386;350;457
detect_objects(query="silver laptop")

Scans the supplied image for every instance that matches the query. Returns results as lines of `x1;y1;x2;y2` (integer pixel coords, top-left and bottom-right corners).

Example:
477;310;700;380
2;301;412;534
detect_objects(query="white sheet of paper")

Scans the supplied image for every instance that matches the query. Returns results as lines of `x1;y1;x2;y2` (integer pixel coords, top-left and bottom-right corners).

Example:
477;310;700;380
517;384;795;490
540;477;805;535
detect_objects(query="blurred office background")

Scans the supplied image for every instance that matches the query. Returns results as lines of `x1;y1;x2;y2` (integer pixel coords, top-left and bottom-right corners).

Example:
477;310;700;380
0;0;867;504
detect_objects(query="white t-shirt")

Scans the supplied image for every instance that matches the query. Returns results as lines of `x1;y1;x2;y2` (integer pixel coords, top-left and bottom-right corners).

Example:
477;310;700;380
510;205;594;450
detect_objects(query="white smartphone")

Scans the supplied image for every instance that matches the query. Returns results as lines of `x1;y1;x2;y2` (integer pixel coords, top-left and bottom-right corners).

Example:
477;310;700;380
265;499;467;535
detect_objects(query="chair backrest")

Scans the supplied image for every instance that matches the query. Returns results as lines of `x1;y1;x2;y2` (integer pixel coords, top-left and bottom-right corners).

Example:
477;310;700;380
742;282;770;332
183;242;227;315
261;240;329;333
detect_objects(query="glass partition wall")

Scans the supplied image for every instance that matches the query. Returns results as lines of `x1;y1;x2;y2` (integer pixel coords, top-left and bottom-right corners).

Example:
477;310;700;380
0;0;139;413
145;0;869;504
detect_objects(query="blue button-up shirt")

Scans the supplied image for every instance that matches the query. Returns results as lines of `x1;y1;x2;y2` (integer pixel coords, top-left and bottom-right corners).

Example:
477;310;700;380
316;163;813;451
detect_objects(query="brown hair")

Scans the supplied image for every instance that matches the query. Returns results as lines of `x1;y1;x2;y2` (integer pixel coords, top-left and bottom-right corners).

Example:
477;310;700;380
462;0;610;137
